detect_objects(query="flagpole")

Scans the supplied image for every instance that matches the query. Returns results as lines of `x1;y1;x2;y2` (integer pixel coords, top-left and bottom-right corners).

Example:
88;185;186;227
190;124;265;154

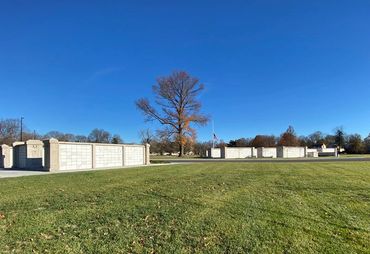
212;120;215;148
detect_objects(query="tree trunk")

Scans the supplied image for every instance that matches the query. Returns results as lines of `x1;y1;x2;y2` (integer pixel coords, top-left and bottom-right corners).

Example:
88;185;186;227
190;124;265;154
178;128;184;157
179;143;184;157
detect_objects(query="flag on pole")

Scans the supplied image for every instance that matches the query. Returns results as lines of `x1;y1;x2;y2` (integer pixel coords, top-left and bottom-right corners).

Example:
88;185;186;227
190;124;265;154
213;133;218;141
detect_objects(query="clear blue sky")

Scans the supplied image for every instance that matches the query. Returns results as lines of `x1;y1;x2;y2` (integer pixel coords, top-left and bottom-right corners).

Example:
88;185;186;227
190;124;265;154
1;0;369;142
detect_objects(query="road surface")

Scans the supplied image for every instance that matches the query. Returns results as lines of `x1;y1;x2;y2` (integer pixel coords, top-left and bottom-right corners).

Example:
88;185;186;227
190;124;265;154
152;157;370;163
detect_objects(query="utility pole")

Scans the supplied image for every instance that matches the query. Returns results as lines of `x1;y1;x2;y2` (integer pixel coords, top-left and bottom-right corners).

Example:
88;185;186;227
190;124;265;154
20;117;24;141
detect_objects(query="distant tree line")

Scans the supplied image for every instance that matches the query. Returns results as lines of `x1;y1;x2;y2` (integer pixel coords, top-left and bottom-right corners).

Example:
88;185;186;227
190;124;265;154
141;126;370;155
0;118;123;145
2;118;369;155
221;126;370;154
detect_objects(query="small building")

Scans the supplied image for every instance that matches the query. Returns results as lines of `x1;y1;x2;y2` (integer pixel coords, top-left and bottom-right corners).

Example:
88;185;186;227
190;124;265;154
317;144;338;157
257;147;277;158
12;140;44;170
306;148;319;157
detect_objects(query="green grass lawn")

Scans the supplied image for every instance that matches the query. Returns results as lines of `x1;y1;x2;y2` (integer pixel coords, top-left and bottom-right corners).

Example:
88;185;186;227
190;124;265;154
340;154;370;158
1;162;369;253
151;155;201;160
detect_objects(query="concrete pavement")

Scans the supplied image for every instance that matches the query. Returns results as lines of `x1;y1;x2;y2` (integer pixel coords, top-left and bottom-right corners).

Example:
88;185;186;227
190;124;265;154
151;157;370;163
0;169;48;178
0;163;170;179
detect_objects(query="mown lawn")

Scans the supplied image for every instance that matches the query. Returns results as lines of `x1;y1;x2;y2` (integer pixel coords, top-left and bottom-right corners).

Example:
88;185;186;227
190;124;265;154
0;162;369;253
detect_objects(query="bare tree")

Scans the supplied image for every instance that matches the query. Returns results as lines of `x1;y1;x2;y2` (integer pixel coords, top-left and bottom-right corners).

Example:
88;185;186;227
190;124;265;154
88;128;111;143
139;129;155;144
75;135;89;142
43;131;76;142
136;71;209;156
44;131;66;140
0;119;21;145
111;134;123;144
307;131;324;147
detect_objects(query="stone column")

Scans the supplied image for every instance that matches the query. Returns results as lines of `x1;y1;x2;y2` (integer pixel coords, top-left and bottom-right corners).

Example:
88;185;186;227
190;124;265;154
304;146;308;158
0;144;13;168
145;143;150;165
122;145;127;166
220;147;226;159
43;138;60;172
252;147;257;158
92;144;96;168
0;144;6;168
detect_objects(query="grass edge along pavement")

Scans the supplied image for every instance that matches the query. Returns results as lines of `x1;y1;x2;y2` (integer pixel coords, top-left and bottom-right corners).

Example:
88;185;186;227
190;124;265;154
0;162;369;253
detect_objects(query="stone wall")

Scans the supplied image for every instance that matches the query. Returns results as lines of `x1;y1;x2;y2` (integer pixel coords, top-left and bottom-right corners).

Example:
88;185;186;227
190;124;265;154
257;147;277;158
44;139;150;171
95;145;123;168
277;146;306;158
124;146;145;166
59;143;93;170
207;148;221;158
221;147;256;159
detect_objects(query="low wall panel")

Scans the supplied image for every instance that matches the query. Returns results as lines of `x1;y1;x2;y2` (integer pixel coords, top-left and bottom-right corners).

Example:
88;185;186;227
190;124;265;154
225;148;239;158
96;145;123;168
59;144;92;170
43;139;148;171
238;148;253;158
125;146;144;166
257;148;277;158
208;148;221;158
223;147;253;159
277;147;305;158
